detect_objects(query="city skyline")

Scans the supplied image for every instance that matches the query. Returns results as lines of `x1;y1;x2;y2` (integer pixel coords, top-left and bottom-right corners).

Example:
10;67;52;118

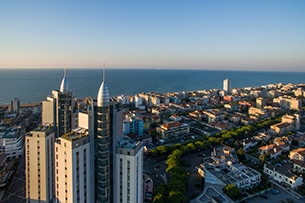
1;0;305;71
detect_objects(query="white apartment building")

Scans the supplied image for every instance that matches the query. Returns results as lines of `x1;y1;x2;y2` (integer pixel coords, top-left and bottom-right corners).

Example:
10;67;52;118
264;163;303;189
25;123;55;203
156;122;190;139
0;126;25;158
273;96;301;110
54;128;91;203
115;136;143;203
223;79;231;93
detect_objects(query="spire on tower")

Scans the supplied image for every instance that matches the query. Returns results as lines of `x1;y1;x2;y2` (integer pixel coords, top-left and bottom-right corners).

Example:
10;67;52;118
60;64;70;93
103;62;105;82
97;62;109;107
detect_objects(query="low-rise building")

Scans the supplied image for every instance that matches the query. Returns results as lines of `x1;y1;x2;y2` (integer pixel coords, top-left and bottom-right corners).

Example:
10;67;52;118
258;144;283;159
242;138;258;151
270;122;294;135
264;162;303;189
289;148;305;162
226;162;261;189
202;109;224;123
123;116;144;136
156;122;190;139
0;126;25;158
292;160;305;174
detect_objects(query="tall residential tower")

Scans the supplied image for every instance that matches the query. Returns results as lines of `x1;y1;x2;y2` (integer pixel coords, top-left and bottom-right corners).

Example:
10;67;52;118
223;79;231;93
25;123;55;203
42;70;73;137
95;77;112;202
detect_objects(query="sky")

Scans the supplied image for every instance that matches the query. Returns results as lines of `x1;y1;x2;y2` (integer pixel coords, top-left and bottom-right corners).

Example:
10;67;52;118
1;0;305;71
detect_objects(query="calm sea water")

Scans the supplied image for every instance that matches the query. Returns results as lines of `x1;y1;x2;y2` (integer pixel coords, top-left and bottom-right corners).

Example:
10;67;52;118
0;69;304;104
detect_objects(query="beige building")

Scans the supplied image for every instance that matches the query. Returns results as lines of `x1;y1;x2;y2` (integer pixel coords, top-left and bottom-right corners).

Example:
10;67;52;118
54;128;91;203
25;123;55;203
289;148;305;161
248;107;268;120
273;96;301;110
156;122;190;139
115;136;143;203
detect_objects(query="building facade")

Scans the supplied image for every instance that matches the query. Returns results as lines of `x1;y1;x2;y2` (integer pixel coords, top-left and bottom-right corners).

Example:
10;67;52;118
54;128;91;203
25;123;55;203
223;79;231;93
42;73;73;137
115;136;143;203
95;79;112;203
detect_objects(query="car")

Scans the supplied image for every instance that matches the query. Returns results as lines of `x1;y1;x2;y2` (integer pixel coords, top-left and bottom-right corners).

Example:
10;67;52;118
270;189;280;194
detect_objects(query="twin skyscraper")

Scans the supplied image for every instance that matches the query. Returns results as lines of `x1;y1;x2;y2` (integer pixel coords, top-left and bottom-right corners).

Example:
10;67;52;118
25;70;143;203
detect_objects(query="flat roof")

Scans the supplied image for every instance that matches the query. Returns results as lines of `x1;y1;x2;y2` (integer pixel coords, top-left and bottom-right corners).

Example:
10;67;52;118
62;127;88;141
117;136;140;149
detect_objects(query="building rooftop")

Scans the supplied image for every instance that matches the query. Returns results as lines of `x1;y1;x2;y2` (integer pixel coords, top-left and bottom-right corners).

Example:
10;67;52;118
0;126;24;139
31;122;54;132
62;127;88;141
117;136;140;149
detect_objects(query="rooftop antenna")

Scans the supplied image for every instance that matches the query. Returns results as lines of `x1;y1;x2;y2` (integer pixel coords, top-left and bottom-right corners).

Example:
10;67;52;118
64;64;67;77
103;62;105;82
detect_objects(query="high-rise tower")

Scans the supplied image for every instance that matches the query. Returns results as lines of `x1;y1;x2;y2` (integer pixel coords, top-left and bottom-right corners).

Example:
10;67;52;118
42;69;73;137
54;128;92;203
95;74;112;202
115;136;143;203
25;123;55;203
223;79;231;93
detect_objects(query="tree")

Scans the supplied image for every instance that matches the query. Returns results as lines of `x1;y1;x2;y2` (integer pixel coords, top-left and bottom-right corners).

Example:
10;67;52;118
156;146;167;155
237;148;245;162
153;184;167;203
259;154;267;163
167;191;186;203
152;194;165;203
223;183;242;200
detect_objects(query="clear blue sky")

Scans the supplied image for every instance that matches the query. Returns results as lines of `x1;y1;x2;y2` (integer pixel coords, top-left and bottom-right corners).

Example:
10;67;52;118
1;0;305;71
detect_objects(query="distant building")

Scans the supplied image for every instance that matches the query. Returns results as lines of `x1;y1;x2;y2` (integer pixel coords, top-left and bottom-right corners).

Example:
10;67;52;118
115;136;143;203
223;79;231;93
123;116;144;136
11;98;20;116
270;122;294;135
256;97;267;109
25;123;55;203
273;96;301;110
156;122;190;139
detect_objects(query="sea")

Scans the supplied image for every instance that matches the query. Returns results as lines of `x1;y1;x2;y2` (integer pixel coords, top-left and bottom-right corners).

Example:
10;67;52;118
0;68;305;105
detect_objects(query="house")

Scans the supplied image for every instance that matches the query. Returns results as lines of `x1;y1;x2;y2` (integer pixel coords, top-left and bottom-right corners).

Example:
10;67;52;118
270;122;294;135
273;136;291;152
289;148;305;162
242;138;258;151
292;160;305;174
169;114;182;122
202;109;224;123
264;162;303;189
258;144;283;159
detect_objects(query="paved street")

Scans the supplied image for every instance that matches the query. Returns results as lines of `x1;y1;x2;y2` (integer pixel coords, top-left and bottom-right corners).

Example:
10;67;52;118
246;186;304;203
